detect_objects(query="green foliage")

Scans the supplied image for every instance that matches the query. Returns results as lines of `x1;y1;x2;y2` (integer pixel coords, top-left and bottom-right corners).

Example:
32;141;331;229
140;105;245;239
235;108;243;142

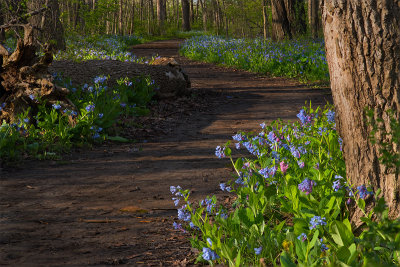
170;105;400;266
180;35;329;83
0;74;156;162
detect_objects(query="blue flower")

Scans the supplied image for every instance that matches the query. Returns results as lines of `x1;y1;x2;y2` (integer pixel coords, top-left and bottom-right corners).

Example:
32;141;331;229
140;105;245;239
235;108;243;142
254;246;262;255
297;233;307;242
357;185;373;199
309;216;327;229
85;104;95;112
98;113;104;118
298;178;316;195
326;110;335;123
173;222;182;230
177;207;191;222
172;197;180;206
23;118;29;123
52;103;61;110
219;183;231;192
297;161;305;168
320;238;329;252
207;238;213;247
29;94;35;100
202;247;219;261
215;146;226;158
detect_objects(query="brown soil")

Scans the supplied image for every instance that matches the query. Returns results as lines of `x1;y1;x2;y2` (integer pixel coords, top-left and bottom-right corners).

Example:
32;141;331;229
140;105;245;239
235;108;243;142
0;39;332;266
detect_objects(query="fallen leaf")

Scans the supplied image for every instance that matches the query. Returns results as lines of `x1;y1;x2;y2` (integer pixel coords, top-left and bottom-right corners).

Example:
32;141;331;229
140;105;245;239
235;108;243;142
120;206;149;214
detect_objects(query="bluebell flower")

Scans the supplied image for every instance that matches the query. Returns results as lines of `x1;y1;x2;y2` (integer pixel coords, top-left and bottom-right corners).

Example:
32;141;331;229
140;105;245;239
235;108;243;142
297;161;305;169
254;246;262;255
23;118;29;123
85;104;95;112
207;238;213;247
173;222;182;230
326;110;335;123
98;113;104;118
357;185;373;199
177;207;191;222
120;103;127;108
52;103;61;110
202;247;219;261
260;122;266;129
215;146;226;158
298;233;307;242
29;94;35;100
172;197;180;206
298;178;316;195
309;216;327;229
320;238;329;252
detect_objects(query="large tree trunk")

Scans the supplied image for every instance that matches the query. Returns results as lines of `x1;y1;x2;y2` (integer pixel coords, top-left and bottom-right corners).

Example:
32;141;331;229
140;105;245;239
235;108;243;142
270;0;291;40
321;1;400;221
308;0;318;38
181;0;191;31
27;0;66;51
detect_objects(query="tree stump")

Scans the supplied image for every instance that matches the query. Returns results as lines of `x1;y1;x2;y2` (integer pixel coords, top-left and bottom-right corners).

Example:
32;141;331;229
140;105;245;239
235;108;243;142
0;24;74;123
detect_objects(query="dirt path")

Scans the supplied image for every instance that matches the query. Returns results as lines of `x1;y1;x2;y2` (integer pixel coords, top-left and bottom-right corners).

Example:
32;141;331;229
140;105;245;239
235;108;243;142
0;40;331;266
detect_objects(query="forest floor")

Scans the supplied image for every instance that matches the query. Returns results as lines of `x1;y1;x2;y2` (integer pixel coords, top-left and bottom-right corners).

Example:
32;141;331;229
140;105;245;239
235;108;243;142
0;40;331;266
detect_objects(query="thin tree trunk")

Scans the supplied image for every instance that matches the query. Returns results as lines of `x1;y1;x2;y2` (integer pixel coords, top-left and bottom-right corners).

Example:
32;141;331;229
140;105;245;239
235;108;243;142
262;0;269;40
181;0;190;31
157;0;166;34
199;0;207;31
321;0;400;222
308;0;318;38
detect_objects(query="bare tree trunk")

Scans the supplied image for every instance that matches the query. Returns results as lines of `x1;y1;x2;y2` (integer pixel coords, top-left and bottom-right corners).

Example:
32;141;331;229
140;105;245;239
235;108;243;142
270;0;291;40
157;0;166;34
0;3;5;42
308;0;318;38
262;0;269;40
27;0;66;51
321;0;400;222
181;0;190;31
199;0;207;31
283;0;306;36
119;0;124;35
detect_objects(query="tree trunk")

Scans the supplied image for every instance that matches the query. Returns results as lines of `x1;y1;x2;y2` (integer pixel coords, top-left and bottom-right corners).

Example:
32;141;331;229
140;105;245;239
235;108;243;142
321;1;400;221
270;0;291;40
157;0;166;34
262;0;269;40
199;0;207;31
181;0;191;31
0;25;74;123
27;0;66;51
308;0;318;38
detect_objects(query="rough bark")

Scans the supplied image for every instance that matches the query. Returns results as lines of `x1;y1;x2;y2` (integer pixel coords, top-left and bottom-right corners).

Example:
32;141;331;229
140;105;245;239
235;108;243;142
308;0;318;38
157;0;166;34
27;0;66;51
321;0;400;221
262;0;269;40
271;0;292;40
284;0;306;36
181;0;191;31
0;24;74;123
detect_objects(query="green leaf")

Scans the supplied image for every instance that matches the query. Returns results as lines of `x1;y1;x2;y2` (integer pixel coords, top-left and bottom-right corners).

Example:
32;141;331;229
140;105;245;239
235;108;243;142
347;243;357;264
309;230;319;250
235;249;241;267
107;136;130;142
280;251;296;267
336;246;351;262
331;220;354;247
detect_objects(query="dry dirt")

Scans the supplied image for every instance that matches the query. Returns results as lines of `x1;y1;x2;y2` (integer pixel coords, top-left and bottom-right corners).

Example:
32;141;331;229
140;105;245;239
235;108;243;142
0;39;332;266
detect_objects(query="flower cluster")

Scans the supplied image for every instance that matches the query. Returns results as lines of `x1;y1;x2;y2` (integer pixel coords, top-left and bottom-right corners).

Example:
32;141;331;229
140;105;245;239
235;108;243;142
202;247;219;261
215;145;226;158
298;178;316;195
309;216;327;230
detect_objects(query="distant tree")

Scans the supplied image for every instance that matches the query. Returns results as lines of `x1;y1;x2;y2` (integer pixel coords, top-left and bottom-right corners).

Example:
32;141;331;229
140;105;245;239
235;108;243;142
308;0;318;38
271;0;291;40
27;0;65;50
157;0;166;34
181;0;191;31
321;0;400;221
